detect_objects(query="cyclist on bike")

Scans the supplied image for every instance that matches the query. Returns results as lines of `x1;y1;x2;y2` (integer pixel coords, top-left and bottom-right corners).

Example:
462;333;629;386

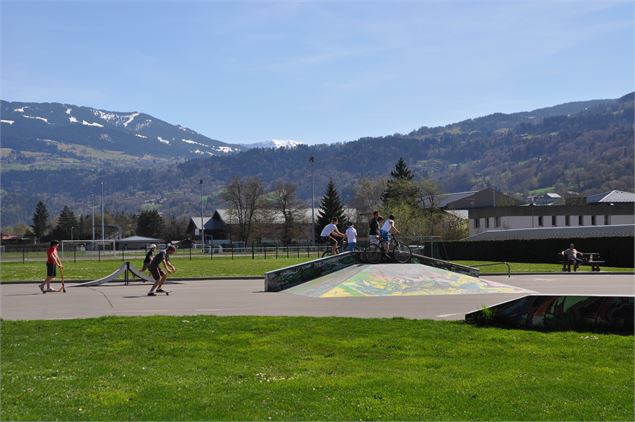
320;217;345;256
380;214;400;252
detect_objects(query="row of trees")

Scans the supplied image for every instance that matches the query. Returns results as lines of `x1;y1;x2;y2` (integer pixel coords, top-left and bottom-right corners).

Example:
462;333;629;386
222;158;467;244
24;201;189;243
12;158;467;245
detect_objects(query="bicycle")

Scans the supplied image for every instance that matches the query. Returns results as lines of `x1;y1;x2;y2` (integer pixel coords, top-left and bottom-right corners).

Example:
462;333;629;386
322;238;360;257
364;235;412;264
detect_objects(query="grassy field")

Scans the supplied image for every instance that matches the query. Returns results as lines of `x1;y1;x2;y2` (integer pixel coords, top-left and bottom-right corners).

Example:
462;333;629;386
455;260;634;273
0;256;632;282
2;316;632;421
0;256;312;282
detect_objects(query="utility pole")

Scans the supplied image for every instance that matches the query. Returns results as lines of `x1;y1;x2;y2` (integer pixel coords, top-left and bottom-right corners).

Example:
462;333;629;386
200;179;205;247
310;156;315;245
101;182;104;250
91;194;95;242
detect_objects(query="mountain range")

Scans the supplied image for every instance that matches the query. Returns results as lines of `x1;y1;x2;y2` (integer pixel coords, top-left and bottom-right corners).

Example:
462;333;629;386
1;93;633;227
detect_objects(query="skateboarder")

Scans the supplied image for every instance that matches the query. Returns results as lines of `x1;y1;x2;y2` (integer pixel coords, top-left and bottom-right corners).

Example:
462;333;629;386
39;240;63;293
141;243;157;272
147;245;176;296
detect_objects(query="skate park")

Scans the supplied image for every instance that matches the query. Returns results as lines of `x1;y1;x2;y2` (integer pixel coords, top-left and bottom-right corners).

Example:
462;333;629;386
2;252;633;329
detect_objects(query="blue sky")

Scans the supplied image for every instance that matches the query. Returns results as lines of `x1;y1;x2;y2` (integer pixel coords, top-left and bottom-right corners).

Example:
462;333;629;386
2;0;633;144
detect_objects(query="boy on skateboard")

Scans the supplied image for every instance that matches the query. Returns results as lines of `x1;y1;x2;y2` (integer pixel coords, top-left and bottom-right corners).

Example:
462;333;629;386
39;240;63;293
147;245;176;296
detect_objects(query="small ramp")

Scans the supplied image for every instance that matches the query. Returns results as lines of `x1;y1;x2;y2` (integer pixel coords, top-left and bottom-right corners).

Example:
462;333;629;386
70;262;154;287
286;263;532;298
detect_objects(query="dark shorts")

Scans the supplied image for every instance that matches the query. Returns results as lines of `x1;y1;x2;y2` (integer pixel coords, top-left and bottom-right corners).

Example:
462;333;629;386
46;263;56;277
322;236;337;246
149;267;165;281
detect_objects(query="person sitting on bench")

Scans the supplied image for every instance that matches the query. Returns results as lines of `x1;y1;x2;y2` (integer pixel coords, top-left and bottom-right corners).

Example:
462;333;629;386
561;243;584;270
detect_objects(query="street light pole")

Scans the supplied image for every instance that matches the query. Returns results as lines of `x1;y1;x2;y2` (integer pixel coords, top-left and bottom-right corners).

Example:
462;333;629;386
101;182;104;250
91;194;95;242
200;179;204;247
310;156;315;245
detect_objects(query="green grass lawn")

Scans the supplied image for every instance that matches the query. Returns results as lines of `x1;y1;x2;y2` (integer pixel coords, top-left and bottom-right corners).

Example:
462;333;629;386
2;316;632;421
0;256;312;282
1;256;632;282
454;261;635;273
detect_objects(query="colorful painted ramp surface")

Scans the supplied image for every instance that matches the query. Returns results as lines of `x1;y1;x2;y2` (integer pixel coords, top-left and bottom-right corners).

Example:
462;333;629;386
286;264;533;298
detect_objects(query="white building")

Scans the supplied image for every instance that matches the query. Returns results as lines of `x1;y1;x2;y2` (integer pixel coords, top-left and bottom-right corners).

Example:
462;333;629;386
466;190;635;240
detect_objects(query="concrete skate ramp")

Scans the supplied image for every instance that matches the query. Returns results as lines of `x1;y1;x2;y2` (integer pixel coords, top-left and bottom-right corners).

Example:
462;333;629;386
71;262;154;287
286;263;532;298
466;295;634;333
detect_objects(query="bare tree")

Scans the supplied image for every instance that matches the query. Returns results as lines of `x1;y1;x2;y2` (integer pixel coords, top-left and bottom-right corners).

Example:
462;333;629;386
351;177;387;214
221;176;264;244
417;179;442;236
270;182;305;243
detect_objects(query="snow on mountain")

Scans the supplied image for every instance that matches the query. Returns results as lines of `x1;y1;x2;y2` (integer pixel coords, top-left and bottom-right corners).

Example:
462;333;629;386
0;100;243;159
241;139;305;149
22;115;49;123
123;112;139;127
82;120;104;127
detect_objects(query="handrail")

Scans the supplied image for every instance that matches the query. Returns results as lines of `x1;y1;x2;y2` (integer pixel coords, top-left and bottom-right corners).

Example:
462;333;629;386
471;262;511;278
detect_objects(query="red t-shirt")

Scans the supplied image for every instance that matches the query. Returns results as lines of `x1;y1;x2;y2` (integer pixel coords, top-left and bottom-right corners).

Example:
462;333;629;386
47;246;58;264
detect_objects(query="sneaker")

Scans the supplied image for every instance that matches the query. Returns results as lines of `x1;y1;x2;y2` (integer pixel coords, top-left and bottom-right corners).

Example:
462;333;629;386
38;284;45;293
147;292;156;296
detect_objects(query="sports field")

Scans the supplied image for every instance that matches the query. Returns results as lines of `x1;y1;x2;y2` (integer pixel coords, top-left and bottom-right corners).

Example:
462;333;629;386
2;316;632;421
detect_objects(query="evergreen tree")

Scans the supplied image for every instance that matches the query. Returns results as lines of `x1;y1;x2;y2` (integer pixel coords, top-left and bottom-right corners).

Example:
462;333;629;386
31;201;49;242
136;210;164;238
382;158;418;207
51;206;79;240
316;180;348;238
391;157;414;181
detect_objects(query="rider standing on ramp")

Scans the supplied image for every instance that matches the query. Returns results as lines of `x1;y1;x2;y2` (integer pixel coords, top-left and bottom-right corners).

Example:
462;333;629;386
147;245;176;296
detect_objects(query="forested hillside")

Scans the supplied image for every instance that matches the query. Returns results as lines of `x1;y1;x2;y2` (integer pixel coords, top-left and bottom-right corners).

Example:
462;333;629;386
1;93;632;226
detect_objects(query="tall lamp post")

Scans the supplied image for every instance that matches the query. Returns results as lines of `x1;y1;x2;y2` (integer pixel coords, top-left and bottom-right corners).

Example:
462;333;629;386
100;182;104;250
91;194;95;242
200;179;205;247
309;156;315;245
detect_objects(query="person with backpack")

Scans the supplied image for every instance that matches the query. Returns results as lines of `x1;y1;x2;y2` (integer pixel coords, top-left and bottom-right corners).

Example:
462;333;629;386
141;243;157;272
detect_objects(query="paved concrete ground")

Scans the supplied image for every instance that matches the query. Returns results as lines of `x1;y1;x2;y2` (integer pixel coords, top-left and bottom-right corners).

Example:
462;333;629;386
1;273;633;320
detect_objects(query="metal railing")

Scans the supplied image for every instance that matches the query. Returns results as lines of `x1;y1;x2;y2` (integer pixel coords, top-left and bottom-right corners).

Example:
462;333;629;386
469;262;511;277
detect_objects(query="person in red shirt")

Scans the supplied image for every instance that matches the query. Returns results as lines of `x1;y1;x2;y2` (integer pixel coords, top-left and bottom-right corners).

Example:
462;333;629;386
39;240;63;293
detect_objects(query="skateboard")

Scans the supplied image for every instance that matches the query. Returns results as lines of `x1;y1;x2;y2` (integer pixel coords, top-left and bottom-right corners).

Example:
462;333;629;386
156;290;170;296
